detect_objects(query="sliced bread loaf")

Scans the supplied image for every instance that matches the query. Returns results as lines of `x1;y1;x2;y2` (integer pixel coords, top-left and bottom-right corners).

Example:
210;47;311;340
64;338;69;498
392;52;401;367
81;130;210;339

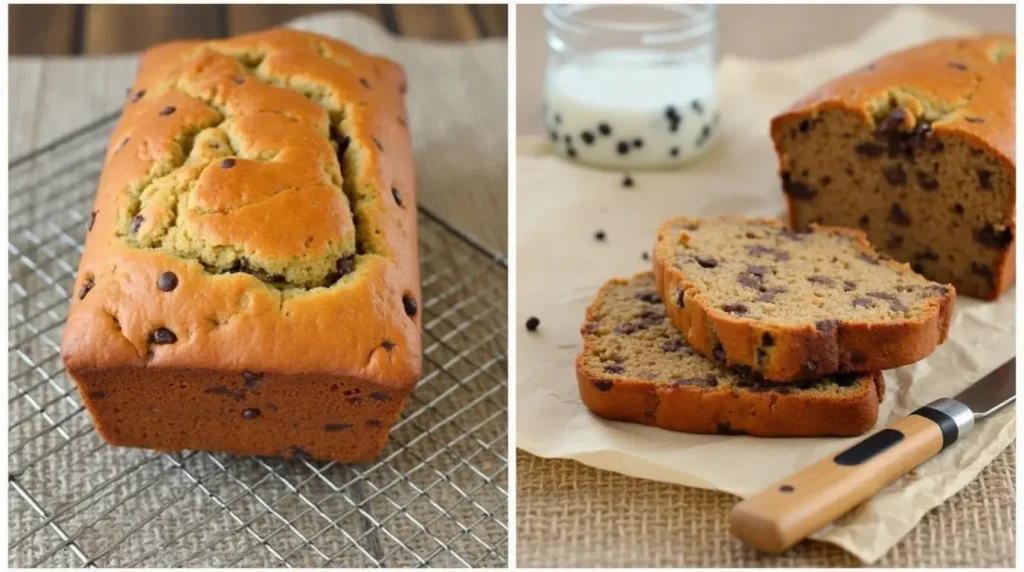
577;273;884;437
653;216;954;382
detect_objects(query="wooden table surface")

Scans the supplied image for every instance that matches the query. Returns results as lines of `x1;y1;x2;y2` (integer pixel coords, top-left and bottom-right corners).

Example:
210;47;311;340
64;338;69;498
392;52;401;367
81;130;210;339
9;4;507;55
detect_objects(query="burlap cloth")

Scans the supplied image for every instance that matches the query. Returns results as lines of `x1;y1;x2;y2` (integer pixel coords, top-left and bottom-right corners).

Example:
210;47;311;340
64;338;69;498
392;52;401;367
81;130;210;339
9;12;508;568
515;7;1015;568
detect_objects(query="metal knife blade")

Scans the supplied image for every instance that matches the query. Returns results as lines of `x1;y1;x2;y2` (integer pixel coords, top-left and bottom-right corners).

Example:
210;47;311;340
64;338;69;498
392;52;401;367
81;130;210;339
953;358;1016;419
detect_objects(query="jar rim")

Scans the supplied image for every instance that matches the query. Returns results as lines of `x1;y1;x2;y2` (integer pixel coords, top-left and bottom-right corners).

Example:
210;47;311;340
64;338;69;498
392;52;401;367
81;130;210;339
544;4;716;44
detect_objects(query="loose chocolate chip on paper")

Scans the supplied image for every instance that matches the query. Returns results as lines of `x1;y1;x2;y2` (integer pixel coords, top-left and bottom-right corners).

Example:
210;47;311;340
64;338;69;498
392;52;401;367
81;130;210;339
594;230;606;242
526;316;540;331
622;175;634;188
632;138;644;149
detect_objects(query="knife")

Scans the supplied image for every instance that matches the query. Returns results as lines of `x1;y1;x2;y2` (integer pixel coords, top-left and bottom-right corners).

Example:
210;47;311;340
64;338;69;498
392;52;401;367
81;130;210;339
729;358;1016;553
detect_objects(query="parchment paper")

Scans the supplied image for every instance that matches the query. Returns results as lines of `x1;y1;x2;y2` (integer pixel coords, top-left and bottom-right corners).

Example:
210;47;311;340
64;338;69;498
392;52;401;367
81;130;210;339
515;6;1015;564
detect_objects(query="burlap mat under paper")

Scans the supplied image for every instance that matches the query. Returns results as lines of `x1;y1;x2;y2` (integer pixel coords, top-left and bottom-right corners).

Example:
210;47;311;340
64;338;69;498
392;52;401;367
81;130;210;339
517;445;1015;568
9;11;507;568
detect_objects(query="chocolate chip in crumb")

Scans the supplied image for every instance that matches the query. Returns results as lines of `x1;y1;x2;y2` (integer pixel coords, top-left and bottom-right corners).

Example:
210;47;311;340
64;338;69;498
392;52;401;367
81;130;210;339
695;256;718;268
157;271;178;292
594;230;606;241
722;303;748;315
780;173;816;200
712;343;726;362
603;363;625;374
242;371;263;389
554;113;562;125
242;408;261;420
402;295;418;317
854;142;886;158
798;119;811;133
975;224;1014;250
325;423;353;432
877;108;907;134
953;203;965;215
159;106;176;116
888;203;911;225
977;170;994;190
852;297;873;308
130;215;144;234
221;158;236;169
150;327;177;345
917;171;939;191
971;262;996;288
911;262;925;274
662;340;684;352
567;147;577;158
359;77;371;89
857;215;870;227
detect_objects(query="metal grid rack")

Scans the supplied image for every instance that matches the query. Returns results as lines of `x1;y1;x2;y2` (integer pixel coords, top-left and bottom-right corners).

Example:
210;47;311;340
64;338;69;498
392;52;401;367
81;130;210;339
8;114;509;568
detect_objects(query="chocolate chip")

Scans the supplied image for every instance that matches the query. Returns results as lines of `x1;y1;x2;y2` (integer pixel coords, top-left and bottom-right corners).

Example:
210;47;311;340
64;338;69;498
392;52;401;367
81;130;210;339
673;376;718;388
911;262;925;274
598;123;611;136
670;147;680;157
737;273;762;289
622;175;634;188
662;340;684;352
877;108;907;134
888;203;911;226
948;61;968;71
89;390;107;399
325;423;353;432
78;277;95;300
616;141;630;155
850;350;868;365
780;172;816;200
290;447;315;461
858;252;879;265
867;291;908;312
359;77;371;89
563;134;572;145
382;340;395;352
798;119;811;133
373;137;384;151
886;235;905;250
130;215;144;234
242;408;261;420
241;371;263;390
807;275;834;285
695;256;718;268
843;281;857;292
756;348;768;366
525;316;540;331
153;271;178;293
221;158;236;169
632;138;644;149
88;211;98;232
548;130;558;142
392;187;404;207
402;294;418;316
854;142;886;158
665;105;679;120
641;251;650;261
131;90;146;102
567;147;577;158
603;364;625;374
756;287;787;302
233;76;245;84
594;230;606;241
803;360;819;374
883;165;906;185
712;343;726;362
914;249;939;262
977;170;993;190
581;131;595;145
971;262;996;288
857;215;870;227
852;297;873;308
815;320;837;336
675;289;685;308
916;171;939;191
722;303;748;315
697;125;712;145
159;106;176;116
745;245;790;261
975;224;1014;250
965;116;985;124
150;327;177;344
554;113;562;125
366;419;382;428
593;380;613;392
716;421;742;435
115;137;130;152
820;176;832;186
637;291;661;304
691;100;704;115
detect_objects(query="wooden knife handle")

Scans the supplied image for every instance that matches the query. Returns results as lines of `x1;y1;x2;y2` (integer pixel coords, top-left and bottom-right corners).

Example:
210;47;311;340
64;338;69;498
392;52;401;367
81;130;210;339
730;413;948;553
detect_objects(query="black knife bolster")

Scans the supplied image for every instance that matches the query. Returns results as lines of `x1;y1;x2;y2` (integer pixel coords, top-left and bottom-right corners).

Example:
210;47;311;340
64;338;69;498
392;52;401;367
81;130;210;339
911;406;959;450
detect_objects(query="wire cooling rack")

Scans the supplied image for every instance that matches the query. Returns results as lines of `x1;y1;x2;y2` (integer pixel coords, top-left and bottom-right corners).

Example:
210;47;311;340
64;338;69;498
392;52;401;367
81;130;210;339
8;113;509;568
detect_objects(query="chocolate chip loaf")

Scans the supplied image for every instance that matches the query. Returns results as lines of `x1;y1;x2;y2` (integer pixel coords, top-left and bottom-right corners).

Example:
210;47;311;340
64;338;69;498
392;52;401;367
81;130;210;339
577;273;884;437
771;35;1015;300
60;29;421;463
653;216;954;382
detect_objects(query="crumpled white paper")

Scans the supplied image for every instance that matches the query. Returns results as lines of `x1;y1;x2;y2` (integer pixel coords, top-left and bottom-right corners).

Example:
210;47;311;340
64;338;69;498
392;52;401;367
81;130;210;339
515;6;1015;563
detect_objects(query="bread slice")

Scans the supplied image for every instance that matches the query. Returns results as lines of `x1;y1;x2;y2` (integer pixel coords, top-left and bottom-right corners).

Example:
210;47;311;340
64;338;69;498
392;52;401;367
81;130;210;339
653;216;954;382
576;273;885;437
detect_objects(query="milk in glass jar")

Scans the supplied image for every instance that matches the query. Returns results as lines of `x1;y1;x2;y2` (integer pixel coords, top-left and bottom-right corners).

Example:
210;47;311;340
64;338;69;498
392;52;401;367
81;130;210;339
544;4;719;170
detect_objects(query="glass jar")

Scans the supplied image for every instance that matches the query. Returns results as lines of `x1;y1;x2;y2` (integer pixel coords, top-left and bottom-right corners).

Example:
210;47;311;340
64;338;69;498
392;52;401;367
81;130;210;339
543;4;719;170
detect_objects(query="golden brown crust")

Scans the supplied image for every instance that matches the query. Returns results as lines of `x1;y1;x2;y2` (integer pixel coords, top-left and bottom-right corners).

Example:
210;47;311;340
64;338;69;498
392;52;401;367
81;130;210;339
771;35;1015;301
60;29;420;462
654;216;955;382
575;274;884;437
